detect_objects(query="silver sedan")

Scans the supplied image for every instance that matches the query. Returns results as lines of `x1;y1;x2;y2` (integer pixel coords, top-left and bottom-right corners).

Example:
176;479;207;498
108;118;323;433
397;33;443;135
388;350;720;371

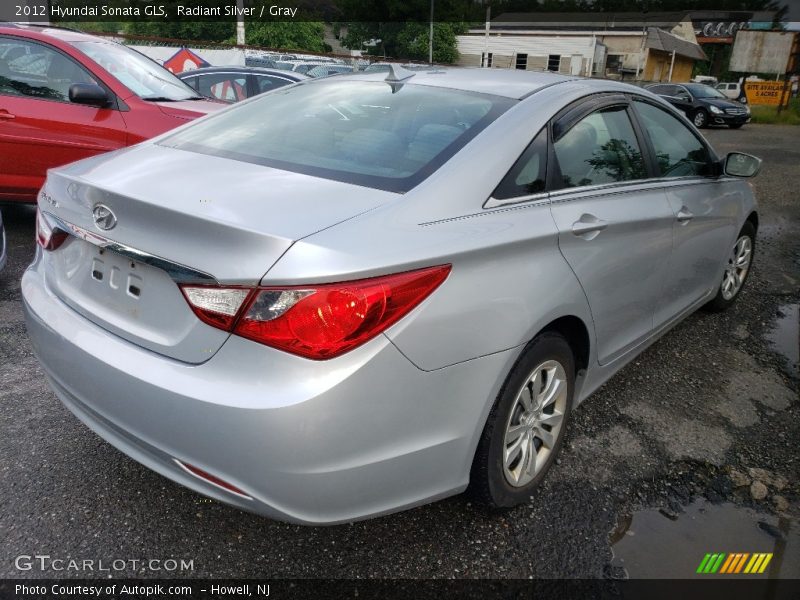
23;68;760;524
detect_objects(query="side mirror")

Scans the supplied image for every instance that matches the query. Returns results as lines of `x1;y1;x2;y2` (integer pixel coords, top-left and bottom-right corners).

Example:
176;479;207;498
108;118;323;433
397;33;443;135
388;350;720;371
68;83;110;108
724;152;762;178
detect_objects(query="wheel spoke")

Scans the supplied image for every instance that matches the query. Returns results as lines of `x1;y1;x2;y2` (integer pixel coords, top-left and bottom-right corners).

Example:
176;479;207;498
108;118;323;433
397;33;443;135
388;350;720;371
521;436;536;478
540;374;564;408
505;422;526;445
504;433;524;468
535;427;555;449
519;380;535;413
538;410;564;428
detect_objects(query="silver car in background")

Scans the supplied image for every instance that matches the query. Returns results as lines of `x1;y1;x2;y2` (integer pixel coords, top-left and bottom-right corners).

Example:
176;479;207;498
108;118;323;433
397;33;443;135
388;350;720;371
23;68;760;524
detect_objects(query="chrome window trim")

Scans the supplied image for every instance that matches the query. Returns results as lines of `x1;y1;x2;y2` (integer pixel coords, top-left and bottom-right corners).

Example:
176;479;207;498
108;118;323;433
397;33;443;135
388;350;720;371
483;191;549;209
44;213;216;285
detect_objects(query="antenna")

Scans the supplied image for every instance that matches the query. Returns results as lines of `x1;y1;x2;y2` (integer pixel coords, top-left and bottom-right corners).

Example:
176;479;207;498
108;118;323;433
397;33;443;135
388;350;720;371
385;64;416;83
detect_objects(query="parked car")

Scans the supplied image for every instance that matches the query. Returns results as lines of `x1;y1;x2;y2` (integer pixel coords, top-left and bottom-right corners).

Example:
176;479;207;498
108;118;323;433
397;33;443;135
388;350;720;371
25;69;761;524
646;82;750;128
0;23;224;203
716;81;748;103
305;64;355;78
0;208;6;273
179;66;307;103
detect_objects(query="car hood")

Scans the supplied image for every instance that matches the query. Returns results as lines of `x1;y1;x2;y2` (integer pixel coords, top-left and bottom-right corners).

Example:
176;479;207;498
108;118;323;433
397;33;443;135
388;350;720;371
154;98;226;120
704;97;746;109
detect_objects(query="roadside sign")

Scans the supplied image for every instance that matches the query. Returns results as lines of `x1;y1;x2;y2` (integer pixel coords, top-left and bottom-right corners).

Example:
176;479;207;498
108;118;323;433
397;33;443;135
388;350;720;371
744;81;790;106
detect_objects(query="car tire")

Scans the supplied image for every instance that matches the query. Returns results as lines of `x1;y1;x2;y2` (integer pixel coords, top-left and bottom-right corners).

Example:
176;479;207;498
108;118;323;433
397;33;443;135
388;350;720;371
704;221;756;312
693;109;709;128
729;124;744;129
470;332;574;508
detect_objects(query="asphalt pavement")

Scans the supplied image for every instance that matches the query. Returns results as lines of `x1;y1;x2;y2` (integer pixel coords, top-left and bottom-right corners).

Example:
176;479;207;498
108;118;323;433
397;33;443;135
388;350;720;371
0;124;797;579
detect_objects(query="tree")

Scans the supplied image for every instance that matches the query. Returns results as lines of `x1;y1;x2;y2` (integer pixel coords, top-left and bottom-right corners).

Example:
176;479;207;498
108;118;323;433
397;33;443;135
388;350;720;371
396;22;467;63
124;21;235;43
245;22;326;51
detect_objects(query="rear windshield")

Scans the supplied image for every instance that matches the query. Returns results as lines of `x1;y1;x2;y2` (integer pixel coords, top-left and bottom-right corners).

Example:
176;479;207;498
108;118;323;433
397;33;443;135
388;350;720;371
160;80;514;193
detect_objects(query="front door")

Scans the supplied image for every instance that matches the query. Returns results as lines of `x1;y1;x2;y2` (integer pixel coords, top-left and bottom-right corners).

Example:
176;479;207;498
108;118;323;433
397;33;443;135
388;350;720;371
632;99;738;326
0;37;127;201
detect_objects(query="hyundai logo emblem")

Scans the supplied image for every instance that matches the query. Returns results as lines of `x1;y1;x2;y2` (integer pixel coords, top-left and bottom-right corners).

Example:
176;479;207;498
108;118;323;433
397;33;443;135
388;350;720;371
92;204;117;231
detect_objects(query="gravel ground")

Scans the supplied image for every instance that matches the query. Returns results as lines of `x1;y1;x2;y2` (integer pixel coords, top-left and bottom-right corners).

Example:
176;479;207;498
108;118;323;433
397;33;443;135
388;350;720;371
0;124;797;579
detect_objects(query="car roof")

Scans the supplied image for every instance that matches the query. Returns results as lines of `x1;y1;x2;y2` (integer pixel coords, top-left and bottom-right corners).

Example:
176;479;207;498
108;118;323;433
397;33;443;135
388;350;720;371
179;66;308;80
329;68;576;100
0;22;106;43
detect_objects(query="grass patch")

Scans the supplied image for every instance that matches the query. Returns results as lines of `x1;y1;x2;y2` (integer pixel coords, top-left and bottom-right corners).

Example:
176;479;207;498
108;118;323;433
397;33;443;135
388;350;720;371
749;98;800;125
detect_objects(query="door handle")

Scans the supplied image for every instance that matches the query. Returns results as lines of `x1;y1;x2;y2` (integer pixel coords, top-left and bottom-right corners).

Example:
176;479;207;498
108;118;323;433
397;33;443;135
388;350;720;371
676;206;694;224
0;110;15;120
571;214;608;238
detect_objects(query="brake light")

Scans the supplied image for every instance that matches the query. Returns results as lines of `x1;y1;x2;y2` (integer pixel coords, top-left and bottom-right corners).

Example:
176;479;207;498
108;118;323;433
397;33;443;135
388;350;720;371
36;210;67;251
180;265;451;360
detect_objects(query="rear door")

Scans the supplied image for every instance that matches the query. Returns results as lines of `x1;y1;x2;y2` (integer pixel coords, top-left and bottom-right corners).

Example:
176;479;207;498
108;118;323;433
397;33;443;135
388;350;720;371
0;36;127;201
548;97;674;365
631;99;737;326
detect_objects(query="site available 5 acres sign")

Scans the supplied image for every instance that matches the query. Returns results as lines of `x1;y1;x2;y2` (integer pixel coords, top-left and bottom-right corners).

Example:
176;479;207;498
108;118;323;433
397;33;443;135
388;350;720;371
744;81;790;106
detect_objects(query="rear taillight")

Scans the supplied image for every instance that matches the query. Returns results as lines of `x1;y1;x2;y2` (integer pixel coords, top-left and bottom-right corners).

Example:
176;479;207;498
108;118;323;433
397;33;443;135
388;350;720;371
36;210;67;251
180;265;451;360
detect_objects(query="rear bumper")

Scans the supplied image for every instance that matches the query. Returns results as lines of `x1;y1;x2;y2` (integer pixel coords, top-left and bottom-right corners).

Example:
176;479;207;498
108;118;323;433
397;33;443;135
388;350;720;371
22;253;512;524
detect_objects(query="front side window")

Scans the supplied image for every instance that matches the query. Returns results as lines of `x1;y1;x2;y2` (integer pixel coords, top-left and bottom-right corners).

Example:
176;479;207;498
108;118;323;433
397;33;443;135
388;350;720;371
0;38;95;102
161;80;513;193
553;106;646;189
71;41;199;101
634;101;712;178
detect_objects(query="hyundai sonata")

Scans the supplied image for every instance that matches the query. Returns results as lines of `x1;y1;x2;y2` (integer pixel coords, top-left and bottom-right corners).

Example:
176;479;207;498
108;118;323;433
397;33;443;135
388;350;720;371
23;67;760;524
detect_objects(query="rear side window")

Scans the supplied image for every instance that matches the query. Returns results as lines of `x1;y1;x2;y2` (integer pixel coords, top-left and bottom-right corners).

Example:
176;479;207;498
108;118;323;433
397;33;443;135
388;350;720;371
633;101;712;177
493;128;547;199
161;80;513;193
553;107;646;189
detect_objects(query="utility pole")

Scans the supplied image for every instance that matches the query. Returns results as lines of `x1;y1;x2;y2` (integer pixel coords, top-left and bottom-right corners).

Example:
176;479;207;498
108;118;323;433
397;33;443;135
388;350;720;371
428;0;434;64
236;0;246;45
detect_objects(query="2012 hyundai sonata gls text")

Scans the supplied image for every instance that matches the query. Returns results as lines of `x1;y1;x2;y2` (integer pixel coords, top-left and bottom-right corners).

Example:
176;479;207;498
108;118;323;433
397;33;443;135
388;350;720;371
23;68;761;524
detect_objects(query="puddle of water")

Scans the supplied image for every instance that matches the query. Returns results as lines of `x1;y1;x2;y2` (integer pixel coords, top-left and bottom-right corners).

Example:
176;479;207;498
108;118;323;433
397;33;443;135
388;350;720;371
610;499;799;579
766;303;799;380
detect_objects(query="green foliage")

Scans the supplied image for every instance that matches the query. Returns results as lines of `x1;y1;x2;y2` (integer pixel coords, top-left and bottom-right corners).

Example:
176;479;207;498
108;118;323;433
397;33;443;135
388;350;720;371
245;22;326;52
396;22;467;63
60;22;124;34
750;98;800;125
124;21;235;42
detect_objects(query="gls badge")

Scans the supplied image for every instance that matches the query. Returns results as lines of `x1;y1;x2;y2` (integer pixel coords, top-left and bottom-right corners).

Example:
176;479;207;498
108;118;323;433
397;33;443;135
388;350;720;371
92;204;117;231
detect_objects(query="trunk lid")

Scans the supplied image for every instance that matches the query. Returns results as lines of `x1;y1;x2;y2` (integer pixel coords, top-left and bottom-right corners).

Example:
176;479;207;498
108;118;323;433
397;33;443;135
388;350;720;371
40;143;397;363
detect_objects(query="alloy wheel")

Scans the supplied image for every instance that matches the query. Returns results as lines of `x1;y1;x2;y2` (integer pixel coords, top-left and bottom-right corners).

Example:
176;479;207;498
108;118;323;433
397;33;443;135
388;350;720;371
502;360;568;487
721;235;752;300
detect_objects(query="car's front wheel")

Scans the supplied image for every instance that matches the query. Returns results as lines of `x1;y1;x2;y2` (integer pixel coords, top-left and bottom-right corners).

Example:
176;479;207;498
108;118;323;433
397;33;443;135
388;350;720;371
704;221;756;312
693;109;709;128
470;332;574;507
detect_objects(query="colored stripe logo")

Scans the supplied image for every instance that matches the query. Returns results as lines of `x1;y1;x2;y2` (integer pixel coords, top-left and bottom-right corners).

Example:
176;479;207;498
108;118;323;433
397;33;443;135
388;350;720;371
696;553;773;574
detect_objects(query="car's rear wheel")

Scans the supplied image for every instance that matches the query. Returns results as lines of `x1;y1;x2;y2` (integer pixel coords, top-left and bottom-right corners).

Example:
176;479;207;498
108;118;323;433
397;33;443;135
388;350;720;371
704;221;756;312
693;109;709;128
470;332;574;507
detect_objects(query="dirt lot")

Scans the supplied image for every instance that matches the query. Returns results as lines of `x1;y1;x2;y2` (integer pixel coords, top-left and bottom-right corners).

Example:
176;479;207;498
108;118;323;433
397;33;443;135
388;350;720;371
0;124;797;579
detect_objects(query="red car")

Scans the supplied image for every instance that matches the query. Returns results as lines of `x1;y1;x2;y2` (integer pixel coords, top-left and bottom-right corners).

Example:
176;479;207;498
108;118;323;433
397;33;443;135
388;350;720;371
0;24;224;202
